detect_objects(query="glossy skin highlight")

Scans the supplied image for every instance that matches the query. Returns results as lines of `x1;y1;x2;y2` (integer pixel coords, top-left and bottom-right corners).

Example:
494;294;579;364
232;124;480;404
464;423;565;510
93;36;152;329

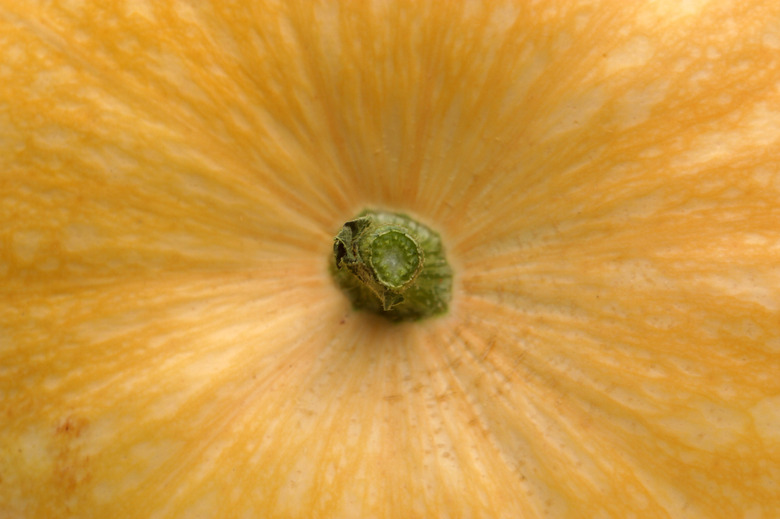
1;1;780;518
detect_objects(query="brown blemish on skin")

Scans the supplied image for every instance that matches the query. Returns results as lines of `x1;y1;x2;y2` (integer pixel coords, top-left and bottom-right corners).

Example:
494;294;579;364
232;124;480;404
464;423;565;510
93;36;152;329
52;415;92;497
56;415;89;437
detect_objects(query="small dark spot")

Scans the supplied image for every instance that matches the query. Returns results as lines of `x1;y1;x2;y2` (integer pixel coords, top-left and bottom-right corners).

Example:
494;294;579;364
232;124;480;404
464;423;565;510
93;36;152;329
56;416;88;438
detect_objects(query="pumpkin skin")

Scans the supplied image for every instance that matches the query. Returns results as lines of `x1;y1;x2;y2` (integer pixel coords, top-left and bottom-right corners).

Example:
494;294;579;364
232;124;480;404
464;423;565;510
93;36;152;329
2;0;780;517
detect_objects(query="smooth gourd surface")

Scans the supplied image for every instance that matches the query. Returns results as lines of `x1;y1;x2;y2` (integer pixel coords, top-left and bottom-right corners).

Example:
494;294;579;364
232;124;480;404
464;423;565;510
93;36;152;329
1;1;780;518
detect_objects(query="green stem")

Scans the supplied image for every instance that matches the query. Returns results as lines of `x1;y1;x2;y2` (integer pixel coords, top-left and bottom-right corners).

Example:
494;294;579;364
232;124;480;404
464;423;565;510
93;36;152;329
331;209;453;322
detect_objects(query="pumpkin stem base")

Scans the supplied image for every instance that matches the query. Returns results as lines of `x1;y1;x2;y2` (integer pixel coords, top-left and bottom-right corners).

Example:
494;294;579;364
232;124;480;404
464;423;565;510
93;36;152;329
331;209;453;322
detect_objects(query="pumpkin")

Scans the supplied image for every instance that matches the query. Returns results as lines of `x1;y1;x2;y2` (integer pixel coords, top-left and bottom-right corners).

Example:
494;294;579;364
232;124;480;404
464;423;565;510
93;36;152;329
2;0;780;517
